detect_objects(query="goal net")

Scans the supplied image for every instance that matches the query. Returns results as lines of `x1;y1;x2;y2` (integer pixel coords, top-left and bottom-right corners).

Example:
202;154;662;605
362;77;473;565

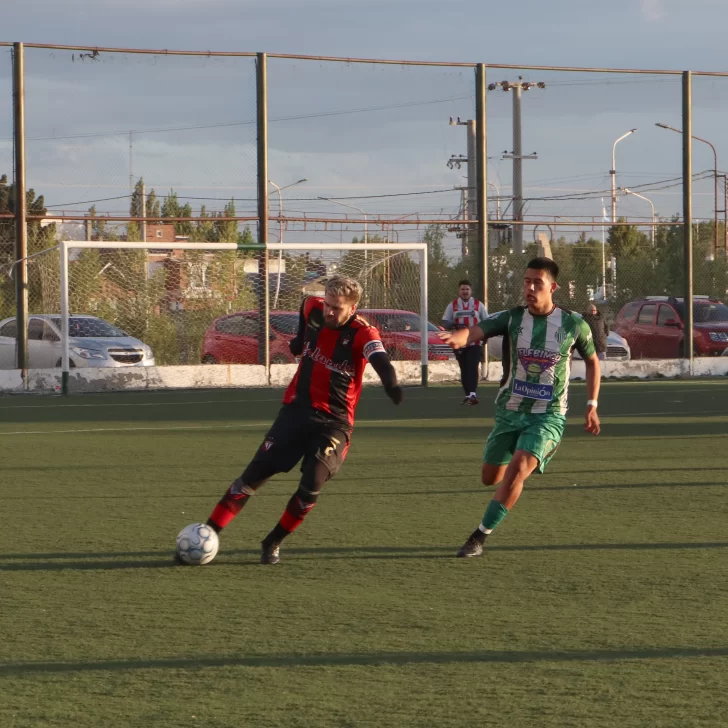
48;241;431;390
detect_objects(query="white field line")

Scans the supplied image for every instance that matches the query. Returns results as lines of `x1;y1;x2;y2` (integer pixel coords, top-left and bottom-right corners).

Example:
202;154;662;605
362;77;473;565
0;423;268;436
3;413;727;437
0;385;724;411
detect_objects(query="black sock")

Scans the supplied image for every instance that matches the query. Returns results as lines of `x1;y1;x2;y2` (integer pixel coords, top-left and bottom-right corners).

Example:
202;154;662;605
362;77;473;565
262;523;290;548
471;529;487;545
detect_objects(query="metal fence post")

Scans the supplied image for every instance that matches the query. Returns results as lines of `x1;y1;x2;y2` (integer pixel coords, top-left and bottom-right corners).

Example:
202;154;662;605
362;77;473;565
256;52;270;378
12;42;28;384
682;71;693;375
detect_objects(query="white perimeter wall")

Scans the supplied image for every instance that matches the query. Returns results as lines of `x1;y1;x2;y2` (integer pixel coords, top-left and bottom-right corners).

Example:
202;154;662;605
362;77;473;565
1;359;728;394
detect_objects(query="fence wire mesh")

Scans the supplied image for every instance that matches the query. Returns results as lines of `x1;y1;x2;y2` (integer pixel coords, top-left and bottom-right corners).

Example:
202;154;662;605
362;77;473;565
4;44;728;383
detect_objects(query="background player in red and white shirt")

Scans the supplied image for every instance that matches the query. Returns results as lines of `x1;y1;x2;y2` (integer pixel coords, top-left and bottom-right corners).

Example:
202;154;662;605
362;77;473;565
442;279;488;405
201;276;403;565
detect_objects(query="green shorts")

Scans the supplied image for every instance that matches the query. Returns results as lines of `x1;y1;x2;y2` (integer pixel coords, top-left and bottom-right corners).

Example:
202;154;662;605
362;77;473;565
483;409;566;474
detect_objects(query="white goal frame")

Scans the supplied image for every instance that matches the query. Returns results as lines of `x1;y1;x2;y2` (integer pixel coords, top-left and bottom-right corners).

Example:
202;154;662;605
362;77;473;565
58;240;430;390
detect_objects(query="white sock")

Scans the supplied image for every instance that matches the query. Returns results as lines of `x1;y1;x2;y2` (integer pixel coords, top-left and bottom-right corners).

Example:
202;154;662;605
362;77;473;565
469;392;476;398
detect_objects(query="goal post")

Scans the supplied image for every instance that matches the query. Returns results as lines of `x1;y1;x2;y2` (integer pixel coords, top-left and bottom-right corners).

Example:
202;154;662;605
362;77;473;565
58;240;430;393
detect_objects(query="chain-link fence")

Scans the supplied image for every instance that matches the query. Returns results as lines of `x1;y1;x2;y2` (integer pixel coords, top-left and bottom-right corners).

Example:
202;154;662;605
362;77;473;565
3;42;728;389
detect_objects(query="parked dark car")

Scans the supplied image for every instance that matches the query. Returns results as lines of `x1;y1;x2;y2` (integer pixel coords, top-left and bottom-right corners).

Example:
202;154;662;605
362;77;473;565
613;296;728;358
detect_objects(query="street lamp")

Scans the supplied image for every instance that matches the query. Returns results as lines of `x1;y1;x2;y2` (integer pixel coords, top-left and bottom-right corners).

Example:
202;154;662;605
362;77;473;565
611;129;638;223
318;196;370;304
621;187;656;247
318;197;367;244
656;122;719;258
269;178;307;309
487;181;501;219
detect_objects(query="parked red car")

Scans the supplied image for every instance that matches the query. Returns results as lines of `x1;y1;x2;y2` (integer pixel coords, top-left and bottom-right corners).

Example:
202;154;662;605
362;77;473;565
201;308;452;364
201;311;299;364
613;296;728;358
358;309;453;361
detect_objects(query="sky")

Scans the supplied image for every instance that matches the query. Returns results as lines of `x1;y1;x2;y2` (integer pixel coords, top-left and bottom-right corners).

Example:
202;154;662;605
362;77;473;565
2;0;728;251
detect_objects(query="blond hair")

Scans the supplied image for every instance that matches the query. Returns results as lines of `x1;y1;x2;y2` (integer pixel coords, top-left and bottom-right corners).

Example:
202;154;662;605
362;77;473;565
325;275;363;304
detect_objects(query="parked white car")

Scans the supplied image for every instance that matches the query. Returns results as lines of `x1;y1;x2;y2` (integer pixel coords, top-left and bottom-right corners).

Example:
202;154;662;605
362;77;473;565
0;315;155;369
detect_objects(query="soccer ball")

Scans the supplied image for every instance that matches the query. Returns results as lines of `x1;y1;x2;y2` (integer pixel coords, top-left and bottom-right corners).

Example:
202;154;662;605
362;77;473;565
175;523;219;565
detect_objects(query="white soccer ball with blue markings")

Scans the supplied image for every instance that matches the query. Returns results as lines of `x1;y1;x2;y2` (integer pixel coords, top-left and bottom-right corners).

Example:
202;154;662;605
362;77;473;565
176;523;219;565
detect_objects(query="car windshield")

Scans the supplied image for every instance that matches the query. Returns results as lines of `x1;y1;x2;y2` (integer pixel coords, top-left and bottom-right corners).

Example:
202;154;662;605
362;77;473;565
51;317;127;337
675;302;728;323
270;314;299;335
363;312;438;332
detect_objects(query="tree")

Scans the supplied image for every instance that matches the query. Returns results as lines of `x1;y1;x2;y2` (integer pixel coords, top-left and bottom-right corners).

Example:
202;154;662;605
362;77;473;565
607;218;648;259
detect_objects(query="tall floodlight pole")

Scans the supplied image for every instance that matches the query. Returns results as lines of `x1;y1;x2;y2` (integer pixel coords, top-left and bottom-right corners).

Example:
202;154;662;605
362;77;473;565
611;129;638;224
656;122;719;259
269;178;308;309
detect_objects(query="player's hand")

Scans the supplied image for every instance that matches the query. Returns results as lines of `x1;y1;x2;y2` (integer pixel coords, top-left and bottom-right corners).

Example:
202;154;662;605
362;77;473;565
386;385;404;405
438;329;469;350
585;406;600;436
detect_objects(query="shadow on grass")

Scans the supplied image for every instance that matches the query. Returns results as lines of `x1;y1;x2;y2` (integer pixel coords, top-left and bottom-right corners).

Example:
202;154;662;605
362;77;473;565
1;645;727;675
1;541;727;571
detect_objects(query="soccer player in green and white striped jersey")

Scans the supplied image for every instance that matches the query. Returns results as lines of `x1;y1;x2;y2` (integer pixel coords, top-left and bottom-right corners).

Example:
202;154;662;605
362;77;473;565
439;257;601;558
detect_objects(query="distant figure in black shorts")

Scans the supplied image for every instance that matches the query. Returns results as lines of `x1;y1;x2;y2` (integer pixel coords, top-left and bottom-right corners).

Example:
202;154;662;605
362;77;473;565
442;280;488;405
202;276;403;565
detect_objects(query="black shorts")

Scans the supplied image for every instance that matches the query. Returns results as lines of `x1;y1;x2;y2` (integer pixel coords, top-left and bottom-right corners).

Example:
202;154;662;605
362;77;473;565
249;405;351;478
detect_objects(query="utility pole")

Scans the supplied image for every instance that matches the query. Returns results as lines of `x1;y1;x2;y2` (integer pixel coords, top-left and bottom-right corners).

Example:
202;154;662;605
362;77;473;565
448;117;478;257
489;79;544;254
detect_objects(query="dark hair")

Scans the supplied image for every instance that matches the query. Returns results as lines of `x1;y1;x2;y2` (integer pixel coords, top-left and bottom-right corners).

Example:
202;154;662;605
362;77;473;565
526;257;559;280
458;279;472;288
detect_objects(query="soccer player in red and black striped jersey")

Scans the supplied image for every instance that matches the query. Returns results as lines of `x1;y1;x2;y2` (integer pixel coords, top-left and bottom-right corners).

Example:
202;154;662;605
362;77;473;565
204;276;403;564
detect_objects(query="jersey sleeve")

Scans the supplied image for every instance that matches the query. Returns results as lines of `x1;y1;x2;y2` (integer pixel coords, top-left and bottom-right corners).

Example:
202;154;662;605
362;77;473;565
442;302;454;325
477;309;510;339
477;301;488;320
358;324;387;361
303;296;322;321
574;317;597;359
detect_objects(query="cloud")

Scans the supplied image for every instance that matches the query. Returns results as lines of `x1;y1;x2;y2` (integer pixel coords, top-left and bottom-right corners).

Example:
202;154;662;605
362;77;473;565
640;0;663;21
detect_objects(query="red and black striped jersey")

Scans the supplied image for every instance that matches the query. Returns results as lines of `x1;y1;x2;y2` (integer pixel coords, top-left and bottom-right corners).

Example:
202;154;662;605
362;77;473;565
282;297;386;428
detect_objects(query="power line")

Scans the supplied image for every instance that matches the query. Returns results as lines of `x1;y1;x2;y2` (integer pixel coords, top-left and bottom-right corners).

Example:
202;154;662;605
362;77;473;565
45;194;132;208
0;94;474;143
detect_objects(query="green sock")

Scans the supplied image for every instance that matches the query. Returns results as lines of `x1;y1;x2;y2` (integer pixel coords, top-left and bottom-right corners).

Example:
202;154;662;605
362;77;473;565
480;499;509;535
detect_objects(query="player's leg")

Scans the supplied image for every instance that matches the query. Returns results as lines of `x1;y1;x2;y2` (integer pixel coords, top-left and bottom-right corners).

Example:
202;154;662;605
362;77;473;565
260;425;349;564
456;410;519;557
463;345;481;404
455;349;470;401
481;462;508;486
206;407;306;535
458;413;565;558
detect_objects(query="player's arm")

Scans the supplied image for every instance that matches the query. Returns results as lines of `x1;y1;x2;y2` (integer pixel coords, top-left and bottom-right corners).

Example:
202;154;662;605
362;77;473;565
576;320;601;436
288;298;308;356
363;338;403;405
441;302;455;331
439;309;508;350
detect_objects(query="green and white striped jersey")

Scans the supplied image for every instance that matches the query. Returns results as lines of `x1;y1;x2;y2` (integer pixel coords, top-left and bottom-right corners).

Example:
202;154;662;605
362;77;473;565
477;306;596;415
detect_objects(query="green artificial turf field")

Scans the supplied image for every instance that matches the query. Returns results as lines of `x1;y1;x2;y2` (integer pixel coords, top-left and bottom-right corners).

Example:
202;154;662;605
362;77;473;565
1;381;727;727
